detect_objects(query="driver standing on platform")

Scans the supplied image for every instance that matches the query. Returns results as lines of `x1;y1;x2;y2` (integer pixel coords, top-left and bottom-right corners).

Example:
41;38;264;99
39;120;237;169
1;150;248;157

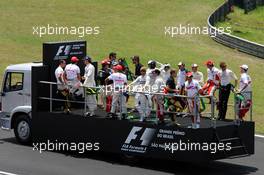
218;62;238;120
202;60;220;96
191;64;204;86
129;67;149;122
131;55;143;78
185;72;203;129
55;59;70;113
82;56;97;117
98;60;111;110
146;60;157;87
176;62;188;94
237;64;252;120
145;60;157;109
160;63;171;83
105;65;128;119
153;69;166;124
102;52;117;68
64;56;82;96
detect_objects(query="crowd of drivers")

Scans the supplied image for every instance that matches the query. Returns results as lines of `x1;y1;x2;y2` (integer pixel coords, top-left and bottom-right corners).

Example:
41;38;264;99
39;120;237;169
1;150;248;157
54;53;252;129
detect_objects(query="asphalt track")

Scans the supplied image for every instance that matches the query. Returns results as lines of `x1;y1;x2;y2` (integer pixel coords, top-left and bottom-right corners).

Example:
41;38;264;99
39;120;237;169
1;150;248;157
0;130;264;175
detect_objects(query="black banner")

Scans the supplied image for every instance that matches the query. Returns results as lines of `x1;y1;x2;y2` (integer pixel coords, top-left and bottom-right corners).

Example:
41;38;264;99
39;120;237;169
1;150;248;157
32;111;255;162
43;40;87;82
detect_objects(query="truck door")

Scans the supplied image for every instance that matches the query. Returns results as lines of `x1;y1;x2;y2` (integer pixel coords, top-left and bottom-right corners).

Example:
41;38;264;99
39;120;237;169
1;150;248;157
1;72;25;114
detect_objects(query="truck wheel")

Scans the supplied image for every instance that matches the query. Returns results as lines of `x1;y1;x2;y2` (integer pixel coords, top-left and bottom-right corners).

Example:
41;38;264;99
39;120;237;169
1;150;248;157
14;114;32;145
120;154;138;165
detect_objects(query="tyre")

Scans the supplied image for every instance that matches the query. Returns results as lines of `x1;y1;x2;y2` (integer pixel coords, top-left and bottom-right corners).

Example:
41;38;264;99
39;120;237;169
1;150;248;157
14;114;32;145
120;153;138;165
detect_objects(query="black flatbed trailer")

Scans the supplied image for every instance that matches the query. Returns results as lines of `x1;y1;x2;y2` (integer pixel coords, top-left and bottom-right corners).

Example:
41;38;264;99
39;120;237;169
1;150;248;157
32;108;254;162
31;41;254;163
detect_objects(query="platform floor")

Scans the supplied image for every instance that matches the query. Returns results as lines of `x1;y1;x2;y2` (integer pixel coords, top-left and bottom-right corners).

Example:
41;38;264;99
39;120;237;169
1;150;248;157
51;107;236;129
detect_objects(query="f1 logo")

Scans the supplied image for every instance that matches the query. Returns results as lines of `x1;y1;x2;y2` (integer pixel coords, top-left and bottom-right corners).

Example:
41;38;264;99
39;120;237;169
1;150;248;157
125;126;156;146
56;45;72;56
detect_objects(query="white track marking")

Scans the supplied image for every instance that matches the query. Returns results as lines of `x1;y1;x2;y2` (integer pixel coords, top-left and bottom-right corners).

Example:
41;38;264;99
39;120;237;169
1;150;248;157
255;134;264;138
0;171;18;175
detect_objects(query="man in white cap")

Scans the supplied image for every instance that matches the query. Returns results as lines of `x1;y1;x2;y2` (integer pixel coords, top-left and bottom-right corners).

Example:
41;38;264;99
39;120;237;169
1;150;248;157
82;56;97;117
191;64;204;86
152;69;166;124
146;60;156;87
177;62;188;94
145;60;157;111
237;64;252;119
160;63;171;83
239;64;252;98
129;67;150;122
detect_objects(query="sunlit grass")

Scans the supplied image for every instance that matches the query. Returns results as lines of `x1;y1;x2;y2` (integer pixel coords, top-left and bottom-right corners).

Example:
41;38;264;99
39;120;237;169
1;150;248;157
0;0;263;133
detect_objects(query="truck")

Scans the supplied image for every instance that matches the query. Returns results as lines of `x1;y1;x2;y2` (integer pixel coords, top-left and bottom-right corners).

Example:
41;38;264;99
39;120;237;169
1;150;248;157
0;40;255;162
0;62;42;144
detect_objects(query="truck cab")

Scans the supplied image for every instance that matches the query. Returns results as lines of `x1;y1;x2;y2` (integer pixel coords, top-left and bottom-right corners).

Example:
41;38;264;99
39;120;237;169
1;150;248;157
0;62;42;144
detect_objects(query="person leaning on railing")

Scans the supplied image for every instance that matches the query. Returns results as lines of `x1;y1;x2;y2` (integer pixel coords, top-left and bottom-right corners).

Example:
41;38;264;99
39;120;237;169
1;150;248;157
237;64;252;120
184;72;203;129
202;60;220;97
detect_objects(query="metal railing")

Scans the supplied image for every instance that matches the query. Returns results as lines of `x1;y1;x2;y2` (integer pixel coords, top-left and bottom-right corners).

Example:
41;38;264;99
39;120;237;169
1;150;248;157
37;81;253;129
37;81;248;128
207;0;264;59
234;91;253;122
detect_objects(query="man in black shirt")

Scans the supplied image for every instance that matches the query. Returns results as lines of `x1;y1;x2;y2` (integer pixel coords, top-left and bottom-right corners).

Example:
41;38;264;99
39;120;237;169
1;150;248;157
132;55;143;78
166;70;176;92
165;69;180;124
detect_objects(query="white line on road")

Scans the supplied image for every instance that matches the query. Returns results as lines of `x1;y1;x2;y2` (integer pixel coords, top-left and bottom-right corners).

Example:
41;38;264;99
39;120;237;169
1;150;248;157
255;134;264;138
0;171;18;175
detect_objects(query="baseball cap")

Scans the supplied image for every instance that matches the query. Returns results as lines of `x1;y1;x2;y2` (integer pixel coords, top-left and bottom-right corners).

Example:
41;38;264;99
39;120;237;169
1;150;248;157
205;60;214;66
192;64;198;67
186;72;193;77
178;62;184;66
113;65;123;71
148;60;156;64
240;64;248;70
83;56;92;62
71;56;79;63
164;63;171;68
